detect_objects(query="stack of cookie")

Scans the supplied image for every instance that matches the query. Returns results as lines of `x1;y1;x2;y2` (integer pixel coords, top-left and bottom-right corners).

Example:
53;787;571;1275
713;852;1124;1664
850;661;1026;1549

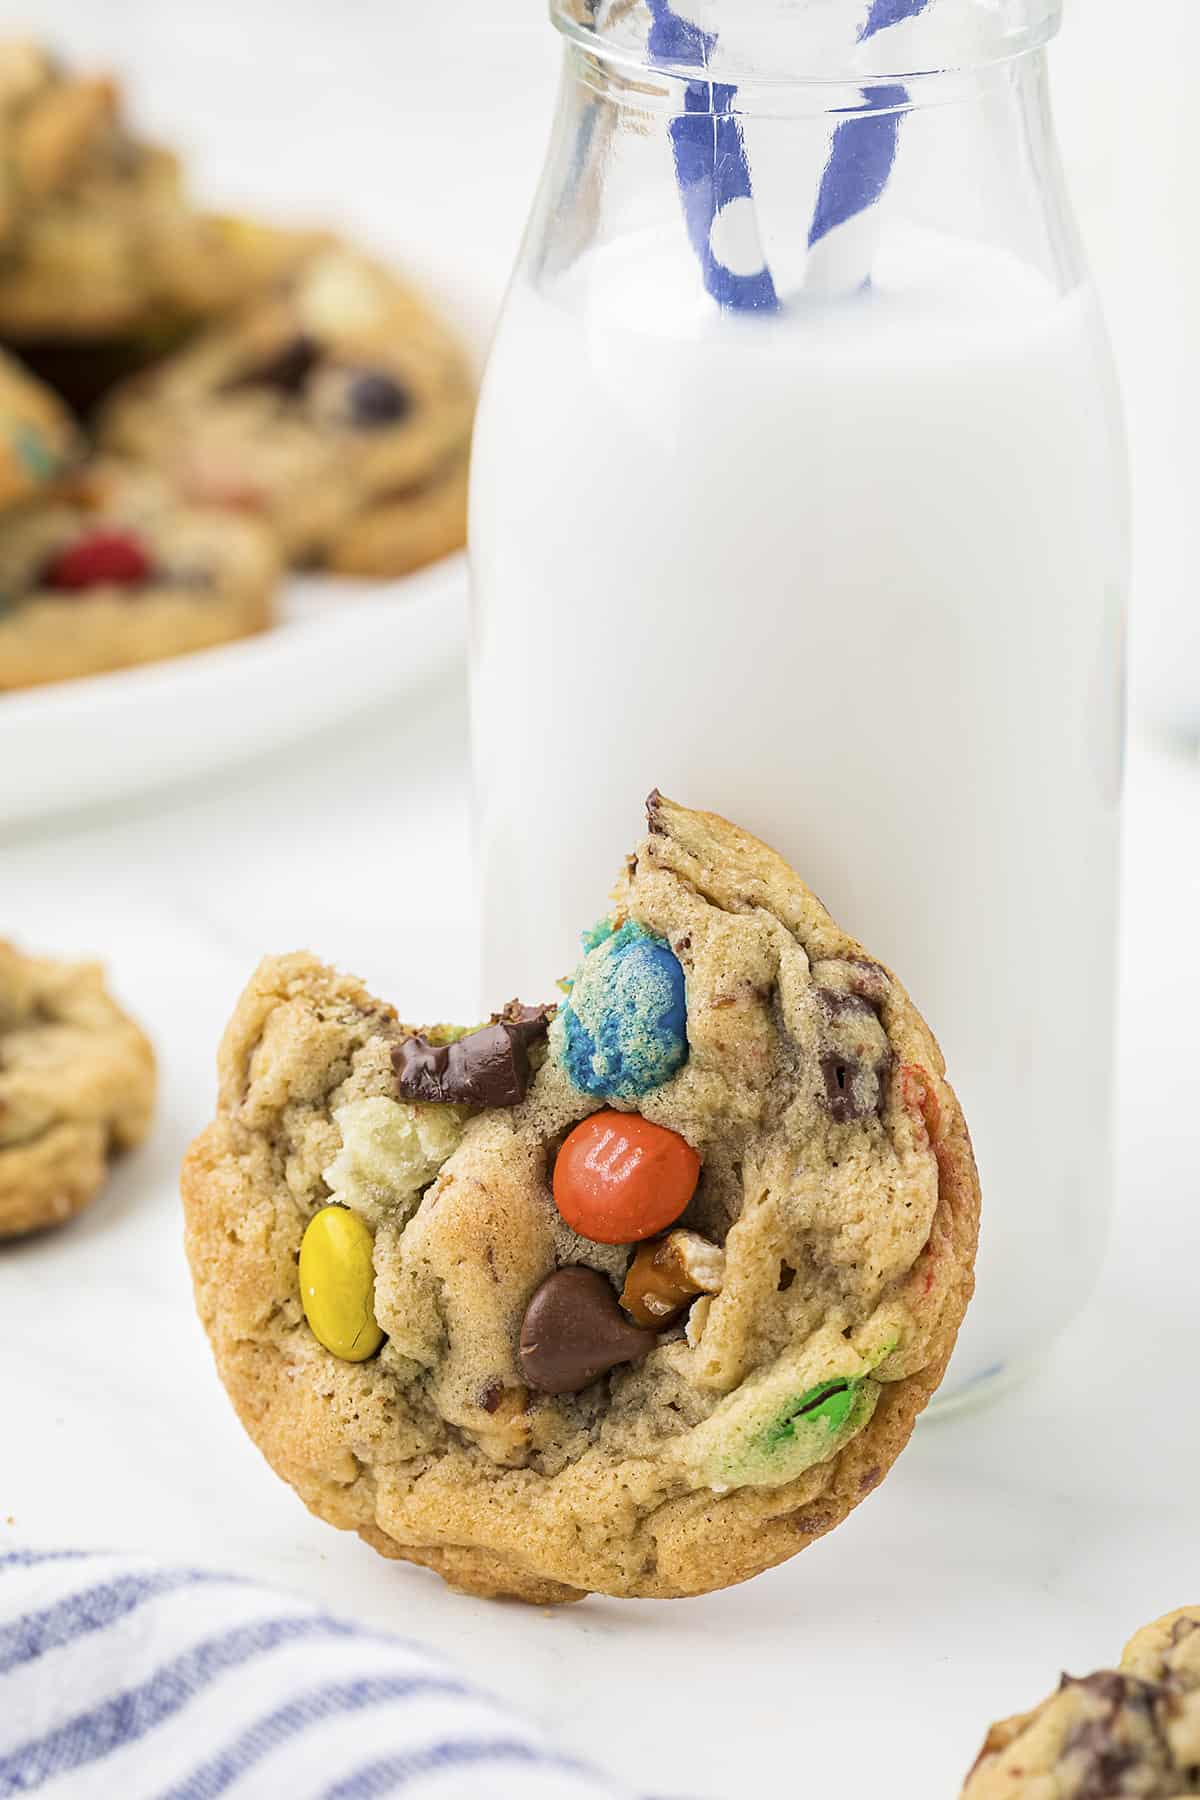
0;40;474;691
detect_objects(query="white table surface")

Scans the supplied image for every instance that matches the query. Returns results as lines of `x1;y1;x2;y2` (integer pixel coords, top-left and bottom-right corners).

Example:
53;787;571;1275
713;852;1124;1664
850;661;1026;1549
2;5;1199;1797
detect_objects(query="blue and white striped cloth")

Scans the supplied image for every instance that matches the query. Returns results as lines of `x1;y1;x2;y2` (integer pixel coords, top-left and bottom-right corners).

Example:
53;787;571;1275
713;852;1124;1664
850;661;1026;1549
0;1549;644;1799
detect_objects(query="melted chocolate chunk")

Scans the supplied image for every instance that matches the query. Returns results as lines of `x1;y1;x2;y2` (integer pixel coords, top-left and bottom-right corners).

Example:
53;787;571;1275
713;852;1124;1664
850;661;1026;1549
1059;1674;1165;1799
493;1000;554;1045
519;1267;656;1396
392;1004;554;1108
1068;1742;1138;1798
392;1024;521;1106
346;370;412;428
221;333;322;397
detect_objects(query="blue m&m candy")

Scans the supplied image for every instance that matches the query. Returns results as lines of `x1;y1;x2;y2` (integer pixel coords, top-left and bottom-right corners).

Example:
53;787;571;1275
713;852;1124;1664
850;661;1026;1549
555;920;688;1101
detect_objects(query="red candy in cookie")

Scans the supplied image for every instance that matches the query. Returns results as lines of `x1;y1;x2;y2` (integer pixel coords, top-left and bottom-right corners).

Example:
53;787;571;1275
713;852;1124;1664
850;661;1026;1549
44;529;153;591
553;1111;700;1245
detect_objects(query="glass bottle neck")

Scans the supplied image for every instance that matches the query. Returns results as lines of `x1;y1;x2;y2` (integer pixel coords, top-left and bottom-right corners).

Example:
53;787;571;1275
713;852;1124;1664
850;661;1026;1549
527;11;1083;311
552;0;1062;87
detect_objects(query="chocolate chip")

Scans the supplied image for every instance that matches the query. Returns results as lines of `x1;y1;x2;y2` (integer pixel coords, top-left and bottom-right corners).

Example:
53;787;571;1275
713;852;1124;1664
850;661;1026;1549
645;788;666;834
821;1052;890;1123
477;1380;528;1422
786;1505;838;1538
221;334;321;396
817;984;891;1124
392;1005;553;1108
843;957;890;1000
519;1267;656;1396
346;371;412;428
821;1055;850;1116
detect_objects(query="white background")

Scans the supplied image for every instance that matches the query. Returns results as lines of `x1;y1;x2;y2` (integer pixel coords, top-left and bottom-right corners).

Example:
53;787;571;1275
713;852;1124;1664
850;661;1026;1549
1;5;1198;1797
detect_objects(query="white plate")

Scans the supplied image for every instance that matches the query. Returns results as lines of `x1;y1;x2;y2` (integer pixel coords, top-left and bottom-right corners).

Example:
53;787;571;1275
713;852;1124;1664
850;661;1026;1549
0;555;466;830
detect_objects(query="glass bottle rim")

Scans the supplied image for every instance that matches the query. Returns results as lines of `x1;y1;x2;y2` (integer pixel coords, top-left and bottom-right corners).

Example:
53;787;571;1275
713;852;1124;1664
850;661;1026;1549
549;0;1062;88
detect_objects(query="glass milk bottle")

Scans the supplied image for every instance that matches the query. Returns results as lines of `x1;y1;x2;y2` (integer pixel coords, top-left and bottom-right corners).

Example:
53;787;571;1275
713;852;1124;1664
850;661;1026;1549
469;0;1128;1406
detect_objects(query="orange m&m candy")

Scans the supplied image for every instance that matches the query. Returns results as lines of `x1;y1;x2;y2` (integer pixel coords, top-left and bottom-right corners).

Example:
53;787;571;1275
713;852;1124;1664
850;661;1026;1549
552;1112;700;1245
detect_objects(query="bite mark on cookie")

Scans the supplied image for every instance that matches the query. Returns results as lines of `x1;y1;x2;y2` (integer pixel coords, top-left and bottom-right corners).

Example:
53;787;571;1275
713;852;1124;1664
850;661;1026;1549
182;796;980;1602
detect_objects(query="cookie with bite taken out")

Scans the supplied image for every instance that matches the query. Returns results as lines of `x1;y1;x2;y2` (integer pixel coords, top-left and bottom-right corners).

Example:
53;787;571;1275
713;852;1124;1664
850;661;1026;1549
182;793;979;1603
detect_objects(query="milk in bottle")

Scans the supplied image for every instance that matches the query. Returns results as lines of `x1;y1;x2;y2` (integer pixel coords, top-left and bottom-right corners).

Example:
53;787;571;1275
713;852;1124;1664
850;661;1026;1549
470;2;1128;1403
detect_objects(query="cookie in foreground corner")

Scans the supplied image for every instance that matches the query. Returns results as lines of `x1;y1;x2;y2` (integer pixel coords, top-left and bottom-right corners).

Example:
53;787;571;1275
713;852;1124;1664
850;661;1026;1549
0;940;155;1237
182;792;980;1603
962;1606;1200;1796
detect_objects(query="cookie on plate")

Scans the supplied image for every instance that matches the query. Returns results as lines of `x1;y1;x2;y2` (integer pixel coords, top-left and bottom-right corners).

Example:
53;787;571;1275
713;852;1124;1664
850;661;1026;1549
0;207;317;355
0;142;196;339
182;793;980;1604
100;243;474;574
962;1606;1200;1797
7;220;319;420
324;442;468;578
149;211;326;325
0;42;121;246
0;344;79;510
0;461;279;690
0;940;155;1238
